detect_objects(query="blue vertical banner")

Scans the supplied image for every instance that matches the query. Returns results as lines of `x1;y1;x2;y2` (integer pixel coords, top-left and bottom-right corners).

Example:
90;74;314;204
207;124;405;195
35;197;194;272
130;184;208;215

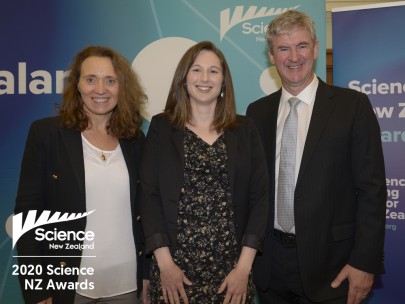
0;1;325;302
332;2;405;303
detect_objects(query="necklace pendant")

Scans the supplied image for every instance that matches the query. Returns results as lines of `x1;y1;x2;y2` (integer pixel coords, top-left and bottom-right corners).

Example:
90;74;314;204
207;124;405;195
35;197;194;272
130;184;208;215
101;153;106;161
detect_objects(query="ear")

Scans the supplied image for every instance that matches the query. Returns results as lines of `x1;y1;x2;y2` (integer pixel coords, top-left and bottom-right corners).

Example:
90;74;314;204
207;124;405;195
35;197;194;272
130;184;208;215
313;40;319;60
268;50;276;65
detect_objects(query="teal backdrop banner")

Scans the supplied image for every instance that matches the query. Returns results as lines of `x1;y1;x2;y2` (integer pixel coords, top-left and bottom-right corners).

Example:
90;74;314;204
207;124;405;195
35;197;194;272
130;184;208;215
332;2;405;303
0;1;325;302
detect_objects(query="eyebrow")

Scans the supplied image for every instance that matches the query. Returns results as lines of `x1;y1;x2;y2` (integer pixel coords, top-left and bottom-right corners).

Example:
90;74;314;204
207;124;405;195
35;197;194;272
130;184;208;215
277;41;311;49
82;74;118;79
190;64;221;69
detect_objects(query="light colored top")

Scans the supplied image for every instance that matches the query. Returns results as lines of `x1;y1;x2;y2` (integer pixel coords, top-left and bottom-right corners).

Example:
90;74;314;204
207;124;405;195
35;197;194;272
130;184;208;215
274;76;319;234
77;134;137;298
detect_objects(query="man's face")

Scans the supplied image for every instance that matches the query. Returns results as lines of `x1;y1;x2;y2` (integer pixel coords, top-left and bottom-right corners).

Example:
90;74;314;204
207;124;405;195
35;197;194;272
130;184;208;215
269;27;319;95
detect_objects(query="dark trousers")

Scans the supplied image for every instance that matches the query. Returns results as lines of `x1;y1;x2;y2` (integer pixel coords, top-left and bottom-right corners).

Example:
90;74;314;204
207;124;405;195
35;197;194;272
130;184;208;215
256;231;346;304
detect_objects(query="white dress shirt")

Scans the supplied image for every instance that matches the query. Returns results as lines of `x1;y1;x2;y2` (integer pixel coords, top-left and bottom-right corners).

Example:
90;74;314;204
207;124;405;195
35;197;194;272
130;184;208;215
274;75;319;234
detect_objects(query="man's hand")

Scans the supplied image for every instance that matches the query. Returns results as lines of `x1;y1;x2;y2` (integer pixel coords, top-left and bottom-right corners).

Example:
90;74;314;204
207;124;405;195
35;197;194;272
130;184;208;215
331;264;374;304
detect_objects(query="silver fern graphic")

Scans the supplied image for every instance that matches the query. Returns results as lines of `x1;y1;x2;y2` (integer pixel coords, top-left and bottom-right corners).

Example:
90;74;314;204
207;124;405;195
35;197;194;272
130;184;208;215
12;210;95;248
220;5;301;40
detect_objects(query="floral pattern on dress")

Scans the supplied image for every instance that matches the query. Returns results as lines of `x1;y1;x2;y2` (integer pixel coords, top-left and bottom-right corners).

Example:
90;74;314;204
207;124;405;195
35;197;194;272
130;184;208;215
150;128;254;303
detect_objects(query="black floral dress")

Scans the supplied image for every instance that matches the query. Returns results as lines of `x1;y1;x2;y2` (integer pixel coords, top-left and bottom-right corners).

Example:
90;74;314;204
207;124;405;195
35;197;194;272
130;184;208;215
150;128;254;303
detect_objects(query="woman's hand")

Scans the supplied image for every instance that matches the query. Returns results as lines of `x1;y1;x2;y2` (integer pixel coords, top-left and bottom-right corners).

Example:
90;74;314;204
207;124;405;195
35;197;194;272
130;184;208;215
141;279;151;304
218;265;249;304
37;297;52;304
154;247;192;304
159;262;192;304
218;246;256;304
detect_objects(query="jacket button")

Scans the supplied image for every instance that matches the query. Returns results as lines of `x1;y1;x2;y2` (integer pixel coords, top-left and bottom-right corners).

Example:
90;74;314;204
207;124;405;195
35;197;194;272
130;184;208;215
137;179;140;184
52;174;58;181
138;251;143;257
136;215;141;222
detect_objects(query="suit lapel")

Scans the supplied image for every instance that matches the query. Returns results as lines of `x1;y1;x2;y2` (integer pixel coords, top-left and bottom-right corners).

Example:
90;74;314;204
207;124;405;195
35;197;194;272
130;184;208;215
120;140;136;181
59;127;86;198
266;91;281;195
172;127;185;166
120;139;136;206
297;80;336;185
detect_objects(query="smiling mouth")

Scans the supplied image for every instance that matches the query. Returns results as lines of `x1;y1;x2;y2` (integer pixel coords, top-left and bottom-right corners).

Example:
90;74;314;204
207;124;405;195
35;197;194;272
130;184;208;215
196;86;212;91
92;97;109;104
288;63;303;70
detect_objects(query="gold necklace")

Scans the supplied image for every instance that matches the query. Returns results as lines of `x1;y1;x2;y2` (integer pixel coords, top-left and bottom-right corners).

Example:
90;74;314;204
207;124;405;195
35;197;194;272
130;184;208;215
86;131;108;161
100;151;107;161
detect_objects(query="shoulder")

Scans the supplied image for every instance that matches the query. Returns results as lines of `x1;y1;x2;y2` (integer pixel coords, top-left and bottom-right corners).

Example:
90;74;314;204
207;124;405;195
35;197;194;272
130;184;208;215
148;113;179;135
227;115;257;137
247;90;281;111
235;115;254;128
316;80;375;123
120;130;145;146
144;113;181;146
30;116;61;130
149;113;171;127
151;112;169;122
246;90;281;125
26;116;64;141
318;78;369;102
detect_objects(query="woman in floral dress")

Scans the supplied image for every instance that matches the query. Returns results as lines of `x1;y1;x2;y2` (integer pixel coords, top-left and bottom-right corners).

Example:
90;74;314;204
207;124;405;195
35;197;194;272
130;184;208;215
140;41;268;304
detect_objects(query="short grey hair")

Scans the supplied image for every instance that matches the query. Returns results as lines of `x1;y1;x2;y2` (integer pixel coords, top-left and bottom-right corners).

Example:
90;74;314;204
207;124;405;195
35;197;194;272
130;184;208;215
266;10;317;54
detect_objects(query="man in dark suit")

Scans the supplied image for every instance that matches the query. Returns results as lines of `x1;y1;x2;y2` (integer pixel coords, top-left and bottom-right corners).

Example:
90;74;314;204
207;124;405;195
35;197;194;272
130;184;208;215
246;10;386;304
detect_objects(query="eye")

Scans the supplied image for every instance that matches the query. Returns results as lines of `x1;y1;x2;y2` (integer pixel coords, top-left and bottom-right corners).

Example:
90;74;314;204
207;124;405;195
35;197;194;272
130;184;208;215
105;78;118;85
279;47;289;53
190;67;201;73
297;44;309;50
85;77;96;84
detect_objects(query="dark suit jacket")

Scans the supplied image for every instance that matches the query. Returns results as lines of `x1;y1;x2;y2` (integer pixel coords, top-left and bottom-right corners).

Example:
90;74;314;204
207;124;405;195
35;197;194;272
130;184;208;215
140;114;269;255
14;117;146;304
246;79;386;302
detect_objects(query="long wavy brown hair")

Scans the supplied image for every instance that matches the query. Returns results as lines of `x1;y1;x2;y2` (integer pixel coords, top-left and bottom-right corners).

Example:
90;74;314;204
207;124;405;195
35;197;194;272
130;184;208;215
60;45;146;139
164;41;237;132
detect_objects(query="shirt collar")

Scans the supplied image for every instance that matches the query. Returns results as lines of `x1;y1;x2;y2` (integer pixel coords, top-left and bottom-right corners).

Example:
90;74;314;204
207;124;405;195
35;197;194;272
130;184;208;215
281;74;319;106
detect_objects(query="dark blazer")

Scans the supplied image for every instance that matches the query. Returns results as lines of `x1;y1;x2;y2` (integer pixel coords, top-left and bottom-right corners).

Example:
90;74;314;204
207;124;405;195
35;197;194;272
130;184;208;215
246;79;386;302
140;114;269;255
14;117;146;304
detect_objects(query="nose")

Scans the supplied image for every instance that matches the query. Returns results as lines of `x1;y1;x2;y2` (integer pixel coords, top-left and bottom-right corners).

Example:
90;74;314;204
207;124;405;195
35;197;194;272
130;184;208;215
289;48;299;61
95;79;106;94
201;70;209;82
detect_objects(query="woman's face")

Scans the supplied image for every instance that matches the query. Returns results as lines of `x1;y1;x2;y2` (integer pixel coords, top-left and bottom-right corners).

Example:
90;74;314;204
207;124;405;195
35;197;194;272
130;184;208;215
186;50;223;108
78;56;119;121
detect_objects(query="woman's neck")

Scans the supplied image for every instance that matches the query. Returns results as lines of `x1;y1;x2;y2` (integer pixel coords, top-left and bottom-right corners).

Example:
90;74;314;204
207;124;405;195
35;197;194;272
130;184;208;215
82;126;118;151
187;107;221;145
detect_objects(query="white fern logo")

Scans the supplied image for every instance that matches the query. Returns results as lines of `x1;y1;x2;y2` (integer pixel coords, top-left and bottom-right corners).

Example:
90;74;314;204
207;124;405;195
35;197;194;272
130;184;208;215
12;210;95;248
220;5;301;40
